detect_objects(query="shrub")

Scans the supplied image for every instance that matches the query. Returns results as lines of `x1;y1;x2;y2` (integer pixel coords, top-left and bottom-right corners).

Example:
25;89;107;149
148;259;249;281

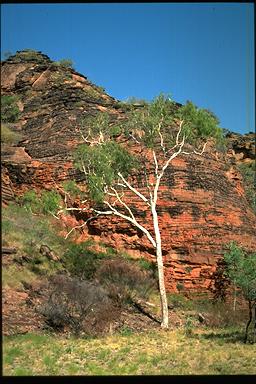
56;59;74;69
1;124;22;144
62;180;81;198
224;242;256;343
40;274;120;336
21;190;61;215
176;101;224;146
95;258;156;305
21;190;41;213
62;243;109;280
1;95;20;123
40;190;61;215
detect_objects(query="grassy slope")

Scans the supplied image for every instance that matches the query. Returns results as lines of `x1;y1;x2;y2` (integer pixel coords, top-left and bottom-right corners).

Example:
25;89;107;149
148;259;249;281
2;202;255;376
3;328;256;375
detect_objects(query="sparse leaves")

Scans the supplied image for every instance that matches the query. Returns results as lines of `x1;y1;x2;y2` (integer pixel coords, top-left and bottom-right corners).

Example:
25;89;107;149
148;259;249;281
176;101;224;145
74;141;138;203
1;95;20;123
224;242;256;302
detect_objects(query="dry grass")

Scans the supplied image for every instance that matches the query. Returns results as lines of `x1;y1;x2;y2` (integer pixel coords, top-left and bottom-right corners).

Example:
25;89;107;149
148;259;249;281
3;327;256;376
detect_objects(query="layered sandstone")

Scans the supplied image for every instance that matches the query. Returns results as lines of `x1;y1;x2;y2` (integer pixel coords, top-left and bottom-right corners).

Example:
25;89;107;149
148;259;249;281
1;50;255;293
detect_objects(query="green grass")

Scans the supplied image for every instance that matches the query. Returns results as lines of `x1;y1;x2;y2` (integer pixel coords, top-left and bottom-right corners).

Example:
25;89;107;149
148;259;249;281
3;328;256;376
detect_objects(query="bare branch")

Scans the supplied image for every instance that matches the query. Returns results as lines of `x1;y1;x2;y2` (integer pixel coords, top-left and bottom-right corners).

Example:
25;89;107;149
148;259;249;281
161;133;185;175
143;164;153;202
153;150;159;176
65;220;89;239
181;141;207;156
176;120;184;146
117;172;150;205
109;186;136;221
64;211;112;239
158;118;166;154
128;133;141;144
57;207;88;216
166;120;184;153
103;200;156;248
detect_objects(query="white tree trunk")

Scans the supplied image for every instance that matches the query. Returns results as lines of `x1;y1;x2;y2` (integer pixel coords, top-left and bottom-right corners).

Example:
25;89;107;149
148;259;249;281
151;202;169;329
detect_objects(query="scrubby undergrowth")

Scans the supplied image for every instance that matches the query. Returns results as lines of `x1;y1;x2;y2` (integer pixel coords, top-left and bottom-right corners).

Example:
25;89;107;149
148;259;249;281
2;200;255;376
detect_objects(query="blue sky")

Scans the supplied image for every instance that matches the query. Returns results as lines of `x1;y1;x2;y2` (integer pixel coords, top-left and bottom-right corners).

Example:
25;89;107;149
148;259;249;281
1;3;254;134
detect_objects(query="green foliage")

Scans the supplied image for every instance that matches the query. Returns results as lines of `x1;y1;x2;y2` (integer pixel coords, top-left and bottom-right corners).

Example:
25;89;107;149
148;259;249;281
41;191;62;215
62;243;109;280
80;112;111;139
120;94;223;149
74;140;138;203
1;124;22;144
1;95;20;123
122;93;175;148
21;190;62;215
15;49;41;61
176;101;224;145
62;180;81;197
224;242;256;302
238;161;256;214
55;58;74;69
21;190;41;213
2;203;67;279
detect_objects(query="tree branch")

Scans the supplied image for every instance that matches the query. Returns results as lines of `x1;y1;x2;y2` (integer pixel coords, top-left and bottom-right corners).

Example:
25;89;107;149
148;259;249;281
103;200;156;248
109;186;136;221
181;141;207;156
117;172;150;205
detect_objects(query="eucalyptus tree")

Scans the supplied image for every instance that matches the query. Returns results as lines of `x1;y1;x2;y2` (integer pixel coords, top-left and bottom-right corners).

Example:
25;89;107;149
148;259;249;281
224;242;256;343
66;95;223;328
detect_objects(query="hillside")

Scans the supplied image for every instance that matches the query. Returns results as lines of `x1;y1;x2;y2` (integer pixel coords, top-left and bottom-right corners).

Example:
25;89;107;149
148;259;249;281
1;49;255;296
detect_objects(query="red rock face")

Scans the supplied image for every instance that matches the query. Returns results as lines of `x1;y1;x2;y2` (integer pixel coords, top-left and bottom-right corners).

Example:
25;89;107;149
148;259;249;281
1;50;255;293
72;148;255;293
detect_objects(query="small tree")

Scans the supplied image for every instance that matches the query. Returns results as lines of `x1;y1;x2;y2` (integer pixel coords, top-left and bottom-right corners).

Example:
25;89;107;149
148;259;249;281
57;58;74;69
62;94;222;328
224;242;256;343
1;95;20;123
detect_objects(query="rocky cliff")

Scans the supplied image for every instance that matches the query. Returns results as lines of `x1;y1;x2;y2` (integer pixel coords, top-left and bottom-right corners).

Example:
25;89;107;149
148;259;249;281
1;50;255;293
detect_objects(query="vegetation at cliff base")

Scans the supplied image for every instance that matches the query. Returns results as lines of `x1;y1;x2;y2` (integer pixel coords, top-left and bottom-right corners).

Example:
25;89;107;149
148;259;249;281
224;242;256;343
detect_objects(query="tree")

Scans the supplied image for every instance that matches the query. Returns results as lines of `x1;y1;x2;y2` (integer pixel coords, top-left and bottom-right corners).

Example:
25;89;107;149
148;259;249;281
57;58;74;69
224;242;256;343
1;95;20;123
61;94;223;329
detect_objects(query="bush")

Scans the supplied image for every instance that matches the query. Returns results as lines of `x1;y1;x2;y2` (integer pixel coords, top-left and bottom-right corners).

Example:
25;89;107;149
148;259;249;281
95;258;156;305
40;274;120;336
62;243;109;280
21;190;41;213
176;101;224;145
55;59;74;69
1;124;22;144
224;242;256;343
21;190;62;215
62;180;81;198
41;190;61;215
1;95;20;123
